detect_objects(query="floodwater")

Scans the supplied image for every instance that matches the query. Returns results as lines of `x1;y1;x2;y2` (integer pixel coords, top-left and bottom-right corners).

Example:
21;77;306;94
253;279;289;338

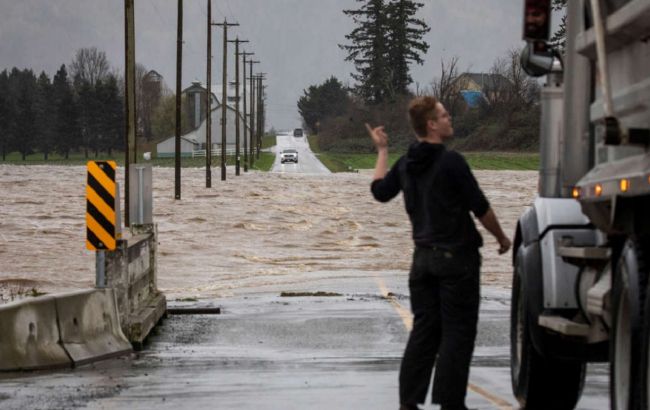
0;162;537;303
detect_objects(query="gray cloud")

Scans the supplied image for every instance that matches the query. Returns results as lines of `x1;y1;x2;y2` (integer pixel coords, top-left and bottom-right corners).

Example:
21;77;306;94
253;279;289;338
1;0;545;130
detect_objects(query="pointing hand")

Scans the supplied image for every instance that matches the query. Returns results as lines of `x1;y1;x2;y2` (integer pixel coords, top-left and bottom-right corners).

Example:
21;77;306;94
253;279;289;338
365;123;388;150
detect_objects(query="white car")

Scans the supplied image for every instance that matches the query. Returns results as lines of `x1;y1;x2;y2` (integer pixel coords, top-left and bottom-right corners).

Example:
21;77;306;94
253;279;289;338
280;148;298;164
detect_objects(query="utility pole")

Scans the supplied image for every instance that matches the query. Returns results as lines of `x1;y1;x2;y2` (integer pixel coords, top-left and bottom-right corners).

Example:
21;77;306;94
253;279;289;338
260;84;267;155
228;38;249;176
205;0;212;188
214;20;239;181
124;0;136;224
174;0;183;200
240;51;254;172
255;73;266;159
248;60;259;168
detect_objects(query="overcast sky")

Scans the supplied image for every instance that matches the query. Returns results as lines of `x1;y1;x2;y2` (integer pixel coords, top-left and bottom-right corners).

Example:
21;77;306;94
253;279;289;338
0;0;545;130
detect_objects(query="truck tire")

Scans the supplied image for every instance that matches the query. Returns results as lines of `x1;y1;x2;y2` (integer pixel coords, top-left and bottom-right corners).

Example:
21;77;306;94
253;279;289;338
636;236;650;410
642;276;650;410
614;239;649;410
510;252;585;409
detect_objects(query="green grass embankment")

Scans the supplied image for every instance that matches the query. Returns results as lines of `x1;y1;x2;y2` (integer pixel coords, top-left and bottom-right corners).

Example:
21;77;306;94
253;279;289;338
261;135;276;149
306;135;539;172
0;149;278;171
250;152;274;172
0;153;240;168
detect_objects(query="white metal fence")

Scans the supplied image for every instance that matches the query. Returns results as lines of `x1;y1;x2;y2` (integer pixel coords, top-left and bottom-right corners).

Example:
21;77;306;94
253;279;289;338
191;148;238;158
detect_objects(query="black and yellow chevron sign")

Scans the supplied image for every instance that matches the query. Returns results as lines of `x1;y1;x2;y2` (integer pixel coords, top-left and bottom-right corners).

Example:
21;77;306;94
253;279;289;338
86;161;117;251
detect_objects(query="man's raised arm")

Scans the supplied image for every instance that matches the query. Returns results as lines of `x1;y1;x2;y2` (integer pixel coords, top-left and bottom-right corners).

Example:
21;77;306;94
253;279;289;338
366;123;389;181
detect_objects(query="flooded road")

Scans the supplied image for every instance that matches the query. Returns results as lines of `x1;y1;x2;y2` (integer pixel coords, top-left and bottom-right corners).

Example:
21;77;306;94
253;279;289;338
0;161;535;302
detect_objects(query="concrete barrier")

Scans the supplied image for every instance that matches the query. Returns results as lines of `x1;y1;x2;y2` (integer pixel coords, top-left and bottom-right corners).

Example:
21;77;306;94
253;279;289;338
55;289;132;366
0;296;71;371
105;224;166;348
0;224;164;371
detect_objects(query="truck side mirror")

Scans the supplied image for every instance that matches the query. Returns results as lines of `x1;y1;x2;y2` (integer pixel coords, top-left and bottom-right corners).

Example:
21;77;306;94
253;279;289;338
520;43;555;77
523;0;552;41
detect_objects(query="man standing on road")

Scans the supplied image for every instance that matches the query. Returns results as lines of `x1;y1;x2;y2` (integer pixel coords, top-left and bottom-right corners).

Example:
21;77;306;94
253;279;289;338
366;96;511;410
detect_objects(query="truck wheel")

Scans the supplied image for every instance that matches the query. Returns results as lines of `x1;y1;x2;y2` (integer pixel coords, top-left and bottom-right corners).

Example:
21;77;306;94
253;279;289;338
611;239;648;410
510;250;585;409
637;238;650;410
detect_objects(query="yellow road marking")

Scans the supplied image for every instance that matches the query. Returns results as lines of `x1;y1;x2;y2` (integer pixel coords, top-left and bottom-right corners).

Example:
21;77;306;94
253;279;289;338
376;277;413;330
374;276;513;410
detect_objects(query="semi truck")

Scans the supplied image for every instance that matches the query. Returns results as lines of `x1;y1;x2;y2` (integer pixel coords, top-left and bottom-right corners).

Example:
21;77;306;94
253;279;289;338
511;0;650;409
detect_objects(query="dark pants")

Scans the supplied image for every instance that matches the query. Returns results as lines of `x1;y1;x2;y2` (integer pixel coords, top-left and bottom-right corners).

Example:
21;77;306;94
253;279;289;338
399;246;481;409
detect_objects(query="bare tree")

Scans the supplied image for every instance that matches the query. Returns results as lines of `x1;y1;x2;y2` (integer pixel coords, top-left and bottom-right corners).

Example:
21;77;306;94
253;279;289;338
134;64;148;140
70;47;110;87
429;57;466;118
483;49;539;115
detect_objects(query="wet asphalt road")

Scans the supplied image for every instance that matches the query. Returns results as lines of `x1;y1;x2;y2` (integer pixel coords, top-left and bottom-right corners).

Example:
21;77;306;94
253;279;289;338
271;133;331;174
0;272;609;410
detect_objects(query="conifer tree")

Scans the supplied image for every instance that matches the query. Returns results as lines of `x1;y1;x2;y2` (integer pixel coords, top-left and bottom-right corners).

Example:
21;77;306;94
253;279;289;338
14;69;38;160
100;74;124;155
340;0;390;104
386;0;430;96
35;72;55;160
340;0;429;103
52;65;80;159
0;70;12;160
76;77;98;158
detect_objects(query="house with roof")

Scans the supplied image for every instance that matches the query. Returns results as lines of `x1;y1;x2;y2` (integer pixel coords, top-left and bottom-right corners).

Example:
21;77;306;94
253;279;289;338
156;81;250;158
454;73;512;108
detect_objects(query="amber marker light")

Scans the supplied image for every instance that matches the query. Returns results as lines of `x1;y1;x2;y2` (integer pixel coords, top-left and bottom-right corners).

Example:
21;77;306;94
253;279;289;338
595;184;603;197
572;187;581;198
620;178;630;192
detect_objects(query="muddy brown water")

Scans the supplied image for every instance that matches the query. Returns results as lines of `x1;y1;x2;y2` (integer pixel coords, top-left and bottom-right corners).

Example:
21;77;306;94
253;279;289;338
0;165;537;303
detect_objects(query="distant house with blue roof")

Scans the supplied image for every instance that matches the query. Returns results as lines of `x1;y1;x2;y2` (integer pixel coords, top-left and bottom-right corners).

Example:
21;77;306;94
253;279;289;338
455;73;512;108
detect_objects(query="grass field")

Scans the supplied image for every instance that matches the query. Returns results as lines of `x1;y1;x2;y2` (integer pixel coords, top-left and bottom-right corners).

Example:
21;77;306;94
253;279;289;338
2;140;538;173
261;135;276;149
312;151;539;172
0;150;276;170
250;152;274;171
305;135;538;172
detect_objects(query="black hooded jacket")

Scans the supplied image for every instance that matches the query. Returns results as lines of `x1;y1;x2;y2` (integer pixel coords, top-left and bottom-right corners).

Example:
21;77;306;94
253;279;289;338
371;142;489;250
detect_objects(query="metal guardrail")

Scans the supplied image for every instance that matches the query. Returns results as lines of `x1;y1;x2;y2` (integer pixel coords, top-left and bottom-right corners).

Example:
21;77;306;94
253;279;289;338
192;148;237;158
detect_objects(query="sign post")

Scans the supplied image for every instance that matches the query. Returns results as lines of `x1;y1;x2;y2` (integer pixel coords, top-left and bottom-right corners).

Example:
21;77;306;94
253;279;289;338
86;161;118;288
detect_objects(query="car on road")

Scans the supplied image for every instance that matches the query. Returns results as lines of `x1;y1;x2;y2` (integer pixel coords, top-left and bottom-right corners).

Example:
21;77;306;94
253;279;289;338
280;148;298;164
293;128;304;138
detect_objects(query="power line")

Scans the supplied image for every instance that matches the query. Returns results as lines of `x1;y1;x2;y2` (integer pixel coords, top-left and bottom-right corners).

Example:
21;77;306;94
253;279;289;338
224;0;236;22
147;0;168;26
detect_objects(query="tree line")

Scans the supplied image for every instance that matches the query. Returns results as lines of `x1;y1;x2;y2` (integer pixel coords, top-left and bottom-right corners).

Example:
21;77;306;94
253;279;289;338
0;47;188;161
0;51;124;161
300;49;541;154
297;0;568;153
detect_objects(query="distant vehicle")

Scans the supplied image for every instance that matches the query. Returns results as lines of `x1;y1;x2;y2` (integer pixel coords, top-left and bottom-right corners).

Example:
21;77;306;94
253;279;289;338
280;148;298;164
293;128;304;138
